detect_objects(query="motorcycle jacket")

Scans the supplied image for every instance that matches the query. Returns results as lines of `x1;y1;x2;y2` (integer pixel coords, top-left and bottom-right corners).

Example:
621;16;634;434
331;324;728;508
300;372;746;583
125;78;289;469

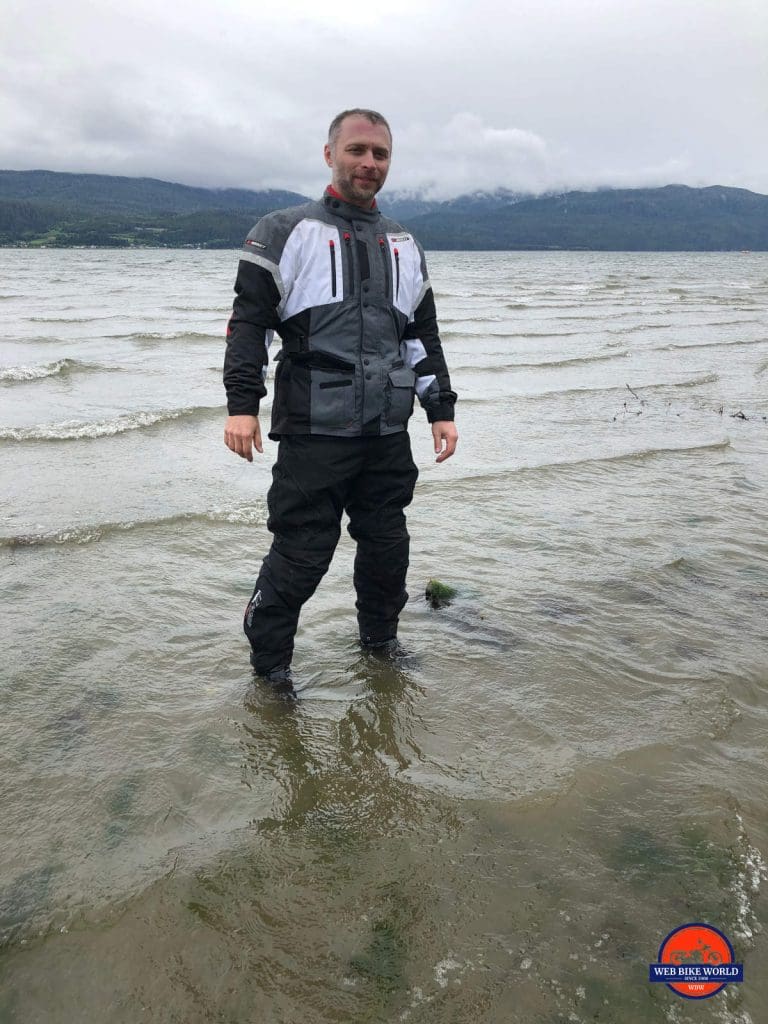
224;189;457;439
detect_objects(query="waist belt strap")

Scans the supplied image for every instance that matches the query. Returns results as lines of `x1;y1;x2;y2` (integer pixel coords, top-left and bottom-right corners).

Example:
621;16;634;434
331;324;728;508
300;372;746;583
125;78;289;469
280;336;307;356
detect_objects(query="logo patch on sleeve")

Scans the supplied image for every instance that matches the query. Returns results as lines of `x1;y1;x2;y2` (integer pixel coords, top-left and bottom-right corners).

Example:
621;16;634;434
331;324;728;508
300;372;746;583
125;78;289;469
245;239;267;249
389;234;411;243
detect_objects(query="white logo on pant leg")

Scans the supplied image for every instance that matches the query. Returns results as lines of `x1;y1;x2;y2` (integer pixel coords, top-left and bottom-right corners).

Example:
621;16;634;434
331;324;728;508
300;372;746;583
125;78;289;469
246;590;263;627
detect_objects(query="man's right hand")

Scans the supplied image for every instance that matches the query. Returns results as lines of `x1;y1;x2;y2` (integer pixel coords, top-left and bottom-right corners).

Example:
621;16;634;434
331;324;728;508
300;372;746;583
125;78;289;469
224;415;263;462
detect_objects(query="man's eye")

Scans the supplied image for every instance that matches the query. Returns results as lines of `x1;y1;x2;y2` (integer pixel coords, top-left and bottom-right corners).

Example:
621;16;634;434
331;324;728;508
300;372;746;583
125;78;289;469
374;151;389;160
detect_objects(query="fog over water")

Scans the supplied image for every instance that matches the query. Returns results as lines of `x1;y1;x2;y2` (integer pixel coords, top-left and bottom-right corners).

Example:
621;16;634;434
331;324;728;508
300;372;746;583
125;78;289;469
1;249;768;1022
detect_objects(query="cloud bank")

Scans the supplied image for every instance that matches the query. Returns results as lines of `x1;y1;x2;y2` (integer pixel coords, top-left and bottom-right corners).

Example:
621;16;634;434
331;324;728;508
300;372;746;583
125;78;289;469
2;0;767;198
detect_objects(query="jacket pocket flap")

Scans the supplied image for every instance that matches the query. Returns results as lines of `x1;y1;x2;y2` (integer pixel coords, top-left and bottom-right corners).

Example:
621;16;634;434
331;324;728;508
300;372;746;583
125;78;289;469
291;348;355;372
388;366;416;387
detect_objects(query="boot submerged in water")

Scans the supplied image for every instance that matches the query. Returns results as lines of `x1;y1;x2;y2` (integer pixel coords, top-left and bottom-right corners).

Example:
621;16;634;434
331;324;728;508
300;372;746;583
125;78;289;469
250;654;298;698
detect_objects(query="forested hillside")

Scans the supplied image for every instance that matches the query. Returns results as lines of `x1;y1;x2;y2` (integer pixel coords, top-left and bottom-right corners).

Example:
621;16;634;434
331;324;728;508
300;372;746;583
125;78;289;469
2;171;767;249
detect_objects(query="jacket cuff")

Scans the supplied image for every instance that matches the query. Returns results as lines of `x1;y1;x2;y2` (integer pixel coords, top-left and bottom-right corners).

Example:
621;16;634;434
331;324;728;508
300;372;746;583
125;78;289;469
426;402;455;424
227;400;261;417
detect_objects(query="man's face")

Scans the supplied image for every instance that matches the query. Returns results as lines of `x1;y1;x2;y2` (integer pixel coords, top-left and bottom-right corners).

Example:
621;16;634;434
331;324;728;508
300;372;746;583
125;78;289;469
324;115;392;207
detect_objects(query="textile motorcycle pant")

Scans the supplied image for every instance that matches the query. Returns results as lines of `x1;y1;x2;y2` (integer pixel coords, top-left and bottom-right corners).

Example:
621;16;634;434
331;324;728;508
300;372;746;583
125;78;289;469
244;432;419;674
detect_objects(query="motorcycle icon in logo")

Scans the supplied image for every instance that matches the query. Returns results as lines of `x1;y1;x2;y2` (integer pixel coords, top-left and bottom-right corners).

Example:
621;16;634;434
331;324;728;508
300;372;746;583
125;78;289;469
670;938;722;965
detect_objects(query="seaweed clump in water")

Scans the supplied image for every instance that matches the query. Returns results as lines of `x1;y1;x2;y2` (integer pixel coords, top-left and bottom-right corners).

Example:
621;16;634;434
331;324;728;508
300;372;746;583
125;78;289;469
425;579;456;609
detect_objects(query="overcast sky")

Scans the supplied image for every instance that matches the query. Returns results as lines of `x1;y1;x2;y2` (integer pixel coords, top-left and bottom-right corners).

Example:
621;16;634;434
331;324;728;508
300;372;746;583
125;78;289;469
2;0;767;199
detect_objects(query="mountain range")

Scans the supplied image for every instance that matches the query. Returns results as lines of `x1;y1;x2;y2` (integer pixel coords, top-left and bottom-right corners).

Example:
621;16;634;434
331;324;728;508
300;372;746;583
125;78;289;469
2;169;767;250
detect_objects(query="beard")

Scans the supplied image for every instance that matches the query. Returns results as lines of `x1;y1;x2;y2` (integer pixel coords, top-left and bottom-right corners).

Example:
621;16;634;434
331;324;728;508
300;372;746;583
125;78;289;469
334;170;383;205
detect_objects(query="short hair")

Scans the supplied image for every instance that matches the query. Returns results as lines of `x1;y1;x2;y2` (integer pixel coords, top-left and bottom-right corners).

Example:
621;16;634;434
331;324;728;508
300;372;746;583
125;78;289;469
328;108;392;149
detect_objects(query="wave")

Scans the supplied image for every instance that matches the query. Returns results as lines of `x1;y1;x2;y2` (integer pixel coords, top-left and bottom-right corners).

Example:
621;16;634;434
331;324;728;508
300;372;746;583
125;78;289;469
608;323;674;334
167;306;230;313
422;440;731;489
440;316;505;325
504;330;584;338
701;318;762;327
27;316;98;324
442;329;584;343
527;301;641;310
0;358;109;383
458;373;720;404
17;330;223;344
0;405;221;442
549;313;627;321
0;505;267;549
123;331;222;344
6;335;89;345
453;351;629;373
539;285;590;294
561;373;720;398
553;372;719;398
712;299;760;309
515;351;630;370
650;339;768;353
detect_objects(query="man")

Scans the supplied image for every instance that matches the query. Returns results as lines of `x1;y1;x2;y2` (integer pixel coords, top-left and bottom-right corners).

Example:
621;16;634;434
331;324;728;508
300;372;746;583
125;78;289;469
223;108;457;695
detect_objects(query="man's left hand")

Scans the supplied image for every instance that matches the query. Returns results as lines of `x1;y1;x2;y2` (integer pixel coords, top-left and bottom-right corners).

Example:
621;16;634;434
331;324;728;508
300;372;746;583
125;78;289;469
431;421;458;463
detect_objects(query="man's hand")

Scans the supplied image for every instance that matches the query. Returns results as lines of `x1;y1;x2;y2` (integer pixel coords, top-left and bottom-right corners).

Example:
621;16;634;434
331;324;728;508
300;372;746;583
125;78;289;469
431;420;458;463
224;415;263;462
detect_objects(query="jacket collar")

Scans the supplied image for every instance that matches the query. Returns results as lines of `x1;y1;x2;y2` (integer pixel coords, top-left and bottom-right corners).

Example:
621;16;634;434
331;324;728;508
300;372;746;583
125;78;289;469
322;187;381;222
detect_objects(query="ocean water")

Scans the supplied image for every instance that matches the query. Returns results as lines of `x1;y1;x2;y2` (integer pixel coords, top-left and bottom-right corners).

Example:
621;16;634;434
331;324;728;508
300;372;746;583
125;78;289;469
1;248;767;1023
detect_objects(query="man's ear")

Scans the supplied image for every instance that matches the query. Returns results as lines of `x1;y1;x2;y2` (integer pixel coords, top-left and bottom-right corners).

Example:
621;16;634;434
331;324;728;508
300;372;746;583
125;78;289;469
323;143;333;168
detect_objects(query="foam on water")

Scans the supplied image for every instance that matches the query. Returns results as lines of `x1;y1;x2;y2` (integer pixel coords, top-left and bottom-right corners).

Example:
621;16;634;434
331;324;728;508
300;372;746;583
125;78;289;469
0;504;267;547
0;405;221;441
124;330;223;343
0;358;110;383
731;813;767;943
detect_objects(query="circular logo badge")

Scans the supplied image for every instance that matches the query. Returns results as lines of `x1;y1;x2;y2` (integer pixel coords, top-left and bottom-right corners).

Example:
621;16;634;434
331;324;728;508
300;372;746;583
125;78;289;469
650;923;743;999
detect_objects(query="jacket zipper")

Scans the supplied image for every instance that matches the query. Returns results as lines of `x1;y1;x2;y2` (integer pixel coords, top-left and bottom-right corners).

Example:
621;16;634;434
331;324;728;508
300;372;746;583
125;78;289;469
329;238;337;297
343;232;353;295
394;247;400;301
378;237;392;300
